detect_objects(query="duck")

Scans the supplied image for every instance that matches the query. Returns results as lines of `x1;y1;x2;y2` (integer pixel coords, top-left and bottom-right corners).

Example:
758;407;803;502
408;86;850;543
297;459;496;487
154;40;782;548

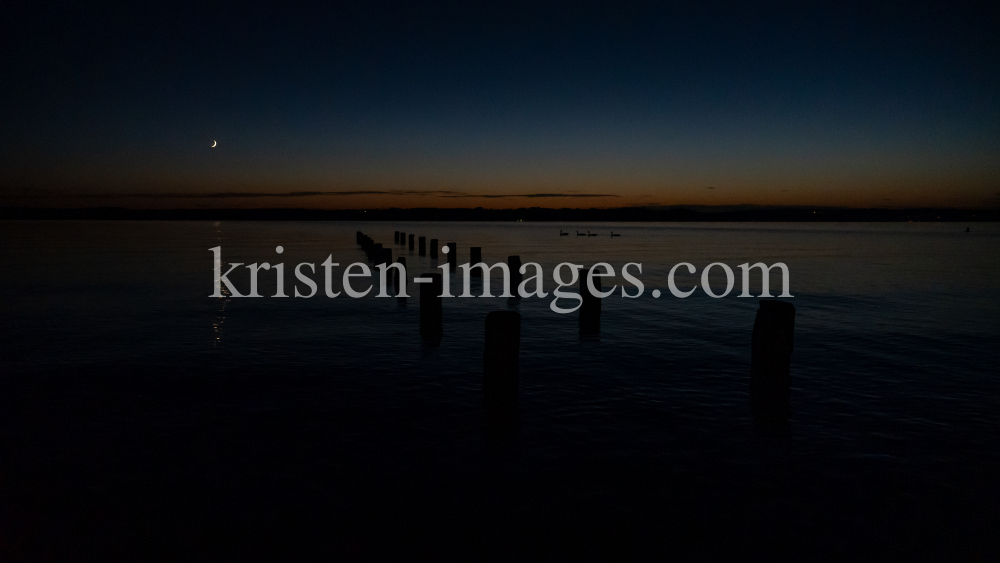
576;231;586;236
587;231;597;237
560;230;569;236
611;231;621;237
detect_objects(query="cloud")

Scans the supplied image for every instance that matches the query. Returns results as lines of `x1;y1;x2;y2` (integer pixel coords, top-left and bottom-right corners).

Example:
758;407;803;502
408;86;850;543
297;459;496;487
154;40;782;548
441;193;619;199
1;189;465;199
0;189;619;201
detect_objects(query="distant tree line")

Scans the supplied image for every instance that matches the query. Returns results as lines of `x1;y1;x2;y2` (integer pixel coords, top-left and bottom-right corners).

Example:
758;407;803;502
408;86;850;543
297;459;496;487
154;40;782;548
1;206;995;222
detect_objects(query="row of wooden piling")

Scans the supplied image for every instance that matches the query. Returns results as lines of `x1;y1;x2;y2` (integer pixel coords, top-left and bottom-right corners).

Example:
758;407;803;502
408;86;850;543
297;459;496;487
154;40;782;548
477;300;796;435
393;230;438;258
392;230;476;274
482;300;794;435
360;230;795;429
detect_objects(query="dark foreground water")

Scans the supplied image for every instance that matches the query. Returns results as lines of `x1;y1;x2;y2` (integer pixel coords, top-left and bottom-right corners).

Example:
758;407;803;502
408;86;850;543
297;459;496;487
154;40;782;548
1;220;998;560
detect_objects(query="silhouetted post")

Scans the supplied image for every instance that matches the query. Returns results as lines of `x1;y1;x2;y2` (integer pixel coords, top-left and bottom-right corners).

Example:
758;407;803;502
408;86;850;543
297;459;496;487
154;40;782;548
448;242;457;271
430;239;439;259
394;257;407;296
394;231;399;244
409;234;415;250
419;273;443;345
579;267;601;335
483;311;521;436
750;300;795;422
508;256;522;296
357;231;363;245
381;248;392;268
418;236;426;256
470;247;483;277
399;232;406;246
371;243;382;263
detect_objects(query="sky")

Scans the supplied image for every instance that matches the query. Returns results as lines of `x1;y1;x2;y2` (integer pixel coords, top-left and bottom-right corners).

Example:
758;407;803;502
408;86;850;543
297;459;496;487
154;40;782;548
1;2;997;209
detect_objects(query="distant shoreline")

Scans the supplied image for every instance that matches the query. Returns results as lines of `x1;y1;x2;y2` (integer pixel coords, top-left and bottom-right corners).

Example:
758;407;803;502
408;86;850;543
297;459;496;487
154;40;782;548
1;206;996;222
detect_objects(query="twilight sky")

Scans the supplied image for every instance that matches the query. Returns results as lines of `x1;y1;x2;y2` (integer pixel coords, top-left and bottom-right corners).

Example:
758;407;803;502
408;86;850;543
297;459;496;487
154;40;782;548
1;2;997;209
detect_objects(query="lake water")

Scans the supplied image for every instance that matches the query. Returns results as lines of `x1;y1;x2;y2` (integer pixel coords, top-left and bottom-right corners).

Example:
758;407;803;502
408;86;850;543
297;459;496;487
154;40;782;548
1;220;998;559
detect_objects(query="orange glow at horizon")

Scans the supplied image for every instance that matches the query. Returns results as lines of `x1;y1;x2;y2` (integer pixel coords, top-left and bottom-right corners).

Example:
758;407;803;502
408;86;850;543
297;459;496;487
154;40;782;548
3;183;997;210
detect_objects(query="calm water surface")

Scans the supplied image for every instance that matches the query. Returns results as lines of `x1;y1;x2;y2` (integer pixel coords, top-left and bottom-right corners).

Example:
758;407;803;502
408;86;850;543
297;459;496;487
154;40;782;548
1;220;997;558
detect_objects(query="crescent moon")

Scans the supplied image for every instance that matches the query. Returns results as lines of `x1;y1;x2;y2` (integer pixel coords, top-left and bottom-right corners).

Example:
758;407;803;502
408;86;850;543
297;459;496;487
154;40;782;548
211;140;217;147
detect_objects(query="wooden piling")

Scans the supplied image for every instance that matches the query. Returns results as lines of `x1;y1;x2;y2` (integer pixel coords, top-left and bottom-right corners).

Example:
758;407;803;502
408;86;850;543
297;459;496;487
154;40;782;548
508;255;522;296
483;311;521;436
409;234;415;250
750;300;795;421
419;272;443;345
470;247;483;277
394;257;407;296
448;242;457;271
418;236;426;256
394;231;399;244
579;266;601;335
430;239;439;259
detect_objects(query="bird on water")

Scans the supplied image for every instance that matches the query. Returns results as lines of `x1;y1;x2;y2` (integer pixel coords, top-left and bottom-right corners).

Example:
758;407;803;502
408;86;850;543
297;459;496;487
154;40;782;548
560;230;569;236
